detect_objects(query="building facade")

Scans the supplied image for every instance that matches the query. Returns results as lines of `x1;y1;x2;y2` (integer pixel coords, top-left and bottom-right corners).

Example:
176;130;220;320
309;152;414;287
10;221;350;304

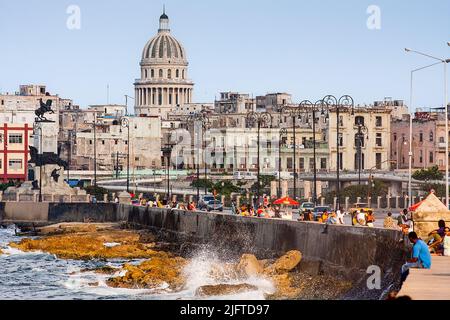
134;11;194;119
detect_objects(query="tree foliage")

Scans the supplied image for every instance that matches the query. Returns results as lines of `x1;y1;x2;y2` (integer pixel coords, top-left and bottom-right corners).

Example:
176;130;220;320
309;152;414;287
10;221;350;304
412;166;443;181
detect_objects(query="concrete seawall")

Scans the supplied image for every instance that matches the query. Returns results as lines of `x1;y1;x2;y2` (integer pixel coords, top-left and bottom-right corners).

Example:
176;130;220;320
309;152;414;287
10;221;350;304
1;202;408;299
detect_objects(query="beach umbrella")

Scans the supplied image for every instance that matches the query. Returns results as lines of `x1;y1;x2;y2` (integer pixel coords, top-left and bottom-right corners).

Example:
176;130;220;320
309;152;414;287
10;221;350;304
273;197;299;206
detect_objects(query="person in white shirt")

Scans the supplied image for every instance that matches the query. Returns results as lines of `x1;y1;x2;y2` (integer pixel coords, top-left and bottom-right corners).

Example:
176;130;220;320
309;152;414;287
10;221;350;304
356;210;366;226
336;207;345;225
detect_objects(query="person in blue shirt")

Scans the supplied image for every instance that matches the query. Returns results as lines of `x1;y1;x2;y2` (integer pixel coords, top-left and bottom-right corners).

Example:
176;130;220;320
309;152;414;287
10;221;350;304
401;232;432;282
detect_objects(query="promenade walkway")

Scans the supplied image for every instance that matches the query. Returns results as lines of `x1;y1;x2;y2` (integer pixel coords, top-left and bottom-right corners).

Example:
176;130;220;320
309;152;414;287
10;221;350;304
398;256;450;300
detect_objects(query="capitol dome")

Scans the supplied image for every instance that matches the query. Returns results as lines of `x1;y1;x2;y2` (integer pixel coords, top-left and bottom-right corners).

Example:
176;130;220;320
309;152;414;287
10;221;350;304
134;10;194;119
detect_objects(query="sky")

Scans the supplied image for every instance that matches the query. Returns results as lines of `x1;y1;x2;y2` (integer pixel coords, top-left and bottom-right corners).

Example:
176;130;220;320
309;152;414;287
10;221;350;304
0;0;449;112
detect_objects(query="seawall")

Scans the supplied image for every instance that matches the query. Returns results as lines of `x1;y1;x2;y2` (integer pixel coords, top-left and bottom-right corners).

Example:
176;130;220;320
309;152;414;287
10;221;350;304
0;202;408;299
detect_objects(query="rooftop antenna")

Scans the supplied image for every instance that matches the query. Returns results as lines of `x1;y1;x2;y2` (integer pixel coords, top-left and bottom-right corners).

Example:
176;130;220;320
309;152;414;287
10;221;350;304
107;84;110;105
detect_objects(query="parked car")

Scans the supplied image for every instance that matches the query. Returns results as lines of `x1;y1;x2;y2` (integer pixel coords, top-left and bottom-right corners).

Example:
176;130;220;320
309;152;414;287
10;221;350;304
206;200;223;212
198;194;215;210
299;202;314;214
312;206;332;221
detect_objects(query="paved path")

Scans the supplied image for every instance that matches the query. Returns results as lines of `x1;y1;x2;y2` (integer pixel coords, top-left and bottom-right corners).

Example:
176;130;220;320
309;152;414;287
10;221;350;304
398;256;450;300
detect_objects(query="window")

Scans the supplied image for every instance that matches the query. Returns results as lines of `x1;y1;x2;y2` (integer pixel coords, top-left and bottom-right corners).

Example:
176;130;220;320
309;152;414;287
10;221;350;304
176;69;179;78
8;159;22;169
299;158;304;170
115;139;118;145
125;140;128;145
439;137;445;143
182;70;185;79
102;140;105;145
429;131;434;142
8;133;23;144
429;152;434;163
376;116;382;127
89;140;93;145
1;100;3;105
320;158;327;169
287;157;293;169
376;133;382;147
393;133;397;141
355;116;365;126
419;132;423;142
354;153;365;170
376;153;382;169
135;157;140;161
338;153;343;170
419;150;423;163
159;69;163;78
168;69;172;79
151;69;154;78
309;158;314;170
144;69;148;78
338;133;343;147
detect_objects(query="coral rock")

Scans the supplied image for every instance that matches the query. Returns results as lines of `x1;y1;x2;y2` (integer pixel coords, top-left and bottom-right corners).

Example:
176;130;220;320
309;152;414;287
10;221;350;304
237;254;263;277
264;250;302;275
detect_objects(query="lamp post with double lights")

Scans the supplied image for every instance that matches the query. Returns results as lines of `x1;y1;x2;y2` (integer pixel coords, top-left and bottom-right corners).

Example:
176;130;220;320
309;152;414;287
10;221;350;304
355;122;368;185
120;117;130;193
281;106;302;200
299;100;328;206
322;95;355;210
161;135;174;202
278;128;288;198
246;111;272;205
405;47;450;208
188;111;210;201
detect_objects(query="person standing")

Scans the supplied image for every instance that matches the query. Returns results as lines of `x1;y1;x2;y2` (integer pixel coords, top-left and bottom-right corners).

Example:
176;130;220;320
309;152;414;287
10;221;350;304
383;212;398;230
336;207;345;225
366;210;375;227
398;209;412;234
401;232;432;282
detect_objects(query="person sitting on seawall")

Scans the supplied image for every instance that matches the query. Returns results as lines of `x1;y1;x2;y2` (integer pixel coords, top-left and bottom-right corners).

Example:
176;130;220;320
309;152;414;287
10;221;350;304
318;210;329;223
356;210;366;226
401;232;432;282
303;209;313;222
424;220;450;254
366;210;375;227
351;210;358;226
398;209;412;235
336;207;345;225
383;212;399;230
326;211;338;225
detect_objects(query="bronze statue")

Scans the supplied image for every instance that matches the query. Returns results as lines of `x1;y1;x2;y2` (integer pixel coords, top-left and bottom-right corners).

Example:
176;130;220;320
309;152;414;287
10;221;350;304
51;168;61;183
28;146;68;169
35;99;55;122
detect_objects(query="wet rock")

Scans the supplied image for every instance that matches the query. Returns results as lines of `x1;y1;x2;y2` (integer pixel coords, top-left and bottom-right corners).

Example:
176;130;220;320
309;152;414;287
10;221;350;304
195;284;258;297
264;250;302;275
209;263;240;282
36;223;118;236
81;266;120;275
9;230;163;260
138;232;156;244
266;273;301;300
106;254;187;290
237;254;263;277
88;282;99;287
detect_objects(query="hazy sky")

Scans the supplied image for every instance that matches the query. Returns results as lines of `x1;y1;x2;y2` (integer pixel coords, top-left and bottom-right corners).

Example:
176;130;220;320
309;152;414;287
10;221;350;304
0;0;449;112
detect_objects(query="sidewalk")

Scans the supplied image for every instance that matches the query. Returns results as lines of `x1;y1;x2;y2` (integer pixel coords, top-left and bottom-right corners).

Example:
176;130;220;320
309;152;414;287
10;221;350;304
398;256;450;300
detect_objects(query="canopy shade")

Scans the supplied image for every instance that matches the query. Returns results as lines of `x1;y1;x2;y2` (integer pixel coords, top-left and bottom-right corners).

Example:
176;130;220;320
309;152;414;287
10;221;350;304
273;197;299;206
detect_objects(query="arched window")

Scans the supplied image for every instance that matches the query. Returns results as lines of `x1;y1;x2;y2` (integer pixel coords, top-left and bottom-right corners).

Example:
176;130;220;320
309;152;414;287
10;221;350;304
159;69;163;78
168;69;172;79
144;69;148;78
429;131;434;142
182;70;185;79
151;69;154;78
354;116;365;126
176;69;179;78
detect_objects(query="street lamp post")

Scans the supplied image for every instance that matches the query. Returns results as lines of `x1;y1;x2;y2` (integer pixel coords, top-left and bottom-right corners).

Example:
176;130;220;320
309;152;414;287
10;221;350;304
278;128;287;198
405;47;450;208
161;135;174;202
299;100;328;206
188;112;210;201
322;95;354;210
281;106;302;200
120;117;130;193
355;122;368;185
246;111;272;206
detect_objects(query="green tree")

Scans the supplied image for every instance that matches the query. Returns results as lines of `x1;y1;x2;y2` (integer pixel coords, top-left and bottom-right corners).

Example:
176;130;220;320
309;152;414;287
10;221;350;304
412;165;443;181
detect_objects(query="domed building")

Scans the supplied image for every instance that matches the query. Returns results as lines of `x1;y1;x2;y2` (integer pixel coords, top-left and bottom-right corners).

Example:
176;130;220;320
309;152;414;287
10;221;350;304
134;10;194;118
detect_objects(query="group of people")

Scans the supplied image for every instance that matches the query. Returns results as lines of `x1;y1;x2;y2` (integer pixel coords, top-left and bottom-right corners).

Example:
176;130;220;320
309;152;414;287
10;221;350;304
301;208;345;225
350;209;376;227
234;203;283;218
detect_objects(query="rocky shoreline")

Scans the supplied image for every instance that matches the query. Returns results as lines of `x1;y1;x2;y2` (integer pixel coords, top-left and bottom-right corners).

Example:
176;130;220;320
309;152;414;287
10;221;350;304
8;222;353;299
